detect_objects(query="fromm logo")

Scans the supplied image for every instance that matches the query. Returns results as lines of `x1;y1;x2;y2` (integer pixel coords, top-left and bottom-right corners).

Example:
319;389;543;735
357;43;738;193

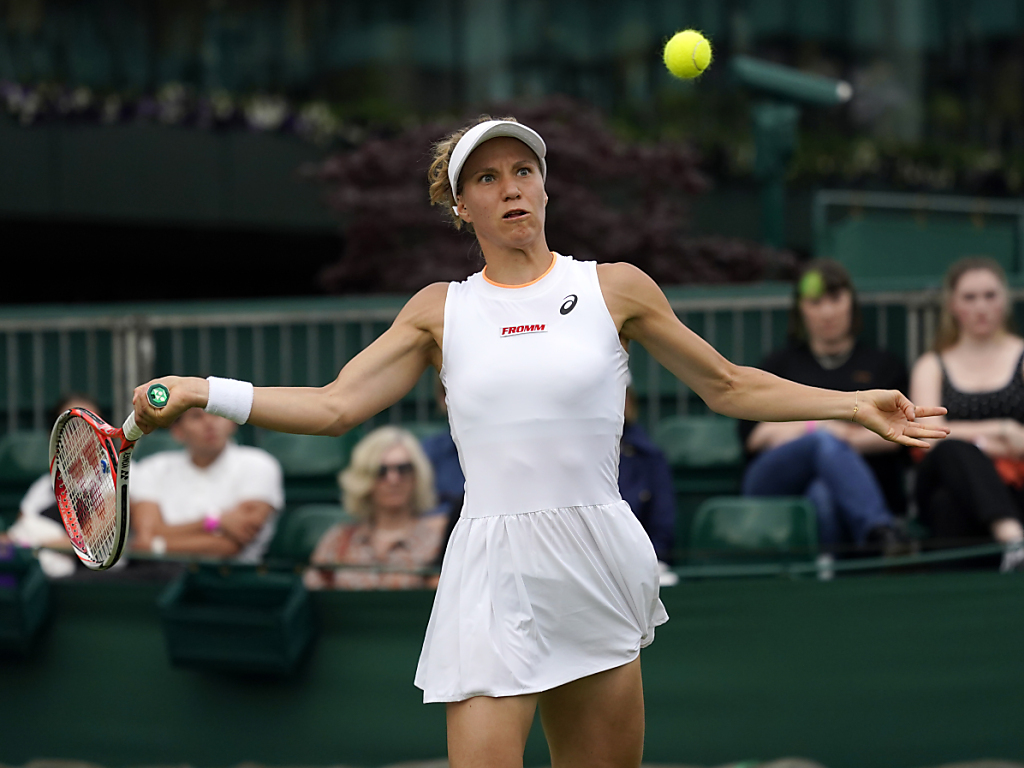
501;324;546;337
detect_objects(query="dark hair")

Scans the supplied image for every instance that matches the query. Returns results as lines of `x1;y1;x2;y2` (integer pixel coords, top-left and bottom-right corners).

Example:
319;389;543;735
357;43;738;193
787;259;862;342
49;392;102;423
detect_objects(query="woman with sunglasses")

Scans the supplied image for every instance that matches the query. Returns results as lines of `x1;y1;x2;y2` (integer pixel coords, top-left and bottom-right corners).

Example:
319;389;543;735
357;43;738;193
133;116;947;768
304;426;445;590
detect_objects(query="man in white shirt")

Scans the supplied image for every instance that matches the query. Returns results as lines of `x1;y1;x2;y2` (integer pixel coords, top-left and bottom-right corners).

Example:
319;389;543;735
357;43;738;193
130;409;283;563
8;393;101;577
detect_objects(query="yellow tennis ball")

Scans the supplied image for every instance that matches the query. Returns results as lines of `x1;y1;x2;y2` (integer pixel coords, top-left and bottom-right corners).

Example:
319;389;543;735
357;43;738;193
664;29;712;79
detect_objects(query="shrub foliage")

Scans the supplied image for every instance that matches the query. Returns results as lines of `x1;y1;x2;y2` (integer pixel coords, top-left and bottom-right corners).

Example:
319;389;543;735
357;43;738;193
311;97;797;293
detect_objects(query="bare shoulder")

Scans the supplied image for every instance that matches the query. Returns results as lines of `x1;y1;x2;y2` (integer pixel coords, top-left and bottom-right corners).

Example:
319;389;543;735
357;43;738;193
596;262;670;331
400;282;448;322
395;281;448;339
911;351;941;378
596;261;659;294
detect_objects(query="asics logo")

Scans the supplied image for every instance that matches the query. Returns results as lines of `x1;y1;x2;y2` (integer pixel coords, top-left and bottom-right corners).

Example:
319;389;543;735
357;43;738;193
501;324;546;337
560;294;578;315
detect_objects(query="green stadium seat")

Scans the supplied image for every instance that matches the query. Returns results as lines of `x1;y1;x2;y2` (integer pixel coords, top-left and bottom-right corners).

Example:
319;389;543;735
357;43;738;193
653;416;745;562
266;503;354;563
259;432;353;477
653;415;743;471
131;429;183;461
258;432;359;505
688;496;818;566
0;431;50;485
0;431;51;521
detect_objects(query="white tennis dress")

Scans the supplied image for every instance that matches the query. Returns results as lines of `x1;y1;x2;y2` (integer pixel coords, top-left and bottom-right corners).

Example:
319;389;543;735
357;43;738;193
414;253;669;703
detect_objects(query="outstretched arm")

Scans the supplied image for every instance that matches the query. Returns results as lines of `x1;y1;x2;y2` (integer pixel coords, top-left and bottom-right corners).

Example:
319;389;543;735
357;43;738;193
599;263;948;449
132;283;447;436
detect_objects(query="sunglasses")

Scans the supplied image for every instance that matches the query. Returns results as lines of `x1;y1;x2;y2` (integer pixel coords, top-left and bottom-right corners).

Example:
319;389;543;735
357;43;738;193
377;462;415;479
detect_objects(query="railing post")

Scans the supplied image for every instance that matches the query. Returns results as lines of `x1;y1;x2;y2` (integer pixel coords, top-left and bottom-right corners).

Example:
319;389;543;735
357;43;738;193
120;317;155;420
112;324;125;422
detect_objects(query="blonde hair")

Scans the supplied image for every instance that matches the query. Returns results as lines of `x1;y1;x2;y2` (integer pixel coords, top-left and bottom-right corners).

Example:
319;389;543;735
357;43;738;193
935;256;1013;351
427;114;520;233
339;426;437;520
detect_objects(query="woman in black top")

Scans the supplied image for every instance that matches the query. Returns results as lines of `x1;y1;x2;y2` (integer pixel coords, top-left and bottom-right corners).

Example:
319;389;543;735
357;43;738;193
910;257;1024;571
740;260;910;555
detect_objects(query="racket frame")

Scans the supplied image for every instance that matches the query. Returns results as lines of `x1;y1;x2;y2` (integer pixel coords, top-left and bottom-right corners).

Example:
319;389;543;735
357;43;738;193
49;407;138;570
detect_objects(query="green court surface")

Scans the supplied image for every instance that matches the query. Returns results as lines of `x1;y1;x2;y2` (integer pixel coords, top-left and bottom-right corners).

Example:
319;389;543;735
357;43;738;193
1;572;1022;768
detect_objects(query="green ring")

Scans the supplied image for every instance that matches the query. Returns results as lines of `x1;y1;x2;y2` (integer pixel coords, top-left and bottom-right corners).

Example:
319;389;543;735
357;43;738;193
147;384;170;408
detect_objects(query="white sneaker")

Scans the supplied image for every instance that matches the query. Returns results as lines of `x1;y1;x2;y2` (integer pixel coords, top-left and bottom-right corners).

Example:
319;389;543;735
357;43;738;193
999;541;1024;573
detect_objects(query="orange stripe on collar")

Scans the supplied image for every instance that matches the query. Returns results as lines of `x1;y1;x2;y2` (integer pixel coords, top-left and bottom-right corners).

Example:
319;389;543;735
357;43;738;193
482;252;557;288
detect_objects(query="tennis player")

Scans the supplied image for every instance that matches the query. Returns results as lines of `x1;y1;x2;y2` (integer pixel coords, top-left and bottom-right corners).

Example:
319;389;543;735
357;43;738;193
132;117;948;768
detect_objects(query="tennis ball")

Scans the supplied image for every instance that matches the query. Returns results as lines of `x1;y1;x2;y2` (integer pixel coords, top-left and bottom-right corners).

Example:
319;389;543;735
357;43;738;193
664;30;712;79
799;270;826;300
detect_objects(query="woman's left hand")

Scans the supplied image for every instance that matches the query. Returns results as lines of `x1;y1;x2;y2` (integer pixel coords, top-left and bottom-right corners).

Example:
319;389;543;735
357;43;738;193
854;389;949;449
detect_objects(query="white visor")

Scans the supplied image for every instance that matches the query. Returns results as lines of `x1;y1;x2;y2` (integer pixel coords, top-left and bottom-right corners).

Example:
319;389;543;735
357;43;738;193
448;120;547;209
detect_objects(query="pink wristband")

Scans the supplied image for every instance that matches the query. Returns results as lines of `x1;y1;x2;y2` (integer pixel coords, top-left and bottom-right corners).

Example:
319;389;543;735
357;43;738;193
805;421;818;433
203;515;220;533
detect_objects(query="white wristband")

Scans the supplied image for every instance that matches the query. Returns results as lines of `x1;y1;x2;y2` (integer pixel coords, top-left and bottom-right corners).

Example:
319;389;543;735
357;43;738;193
205;377;254;424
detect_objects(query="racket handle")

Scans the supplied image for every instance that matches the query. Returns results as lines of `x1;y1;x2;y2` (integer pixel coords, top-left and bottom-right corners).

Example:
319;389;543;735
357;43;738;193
123;411;143;442
122;384;169;442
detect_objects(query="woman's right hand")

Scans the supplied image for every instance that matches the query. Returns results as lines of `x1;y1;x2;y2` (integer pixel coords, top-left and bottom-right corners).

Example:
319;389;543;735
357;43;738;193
131;376;209;433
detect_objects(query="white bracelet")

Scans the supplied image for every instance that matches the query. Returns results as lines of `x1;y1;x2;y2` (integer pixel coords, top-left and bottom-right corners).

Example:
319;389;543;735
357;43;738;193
205;376;254;424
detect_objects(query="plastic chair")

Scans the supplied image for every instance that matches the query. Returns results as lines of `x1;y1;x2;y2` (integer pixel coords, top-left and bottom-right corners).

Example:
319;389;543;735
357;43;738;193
0;432;51;519
132;429;183;461
688;496;818;566
259;432;359;505
266;504;354;564
259;432;353;478
653;416;745;561
0;432;50;485
653;415;743;470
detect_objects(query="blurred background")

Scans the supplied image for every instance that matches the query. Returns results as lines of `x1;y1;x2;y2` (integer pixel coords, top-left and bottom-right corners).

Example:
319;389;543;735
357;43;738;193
2;2;1024;768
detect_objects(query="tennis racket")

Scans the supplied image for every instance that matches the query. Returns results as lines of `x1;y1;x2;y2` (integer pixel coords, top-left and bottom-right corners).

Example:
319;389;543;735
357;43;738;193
48;383;170;570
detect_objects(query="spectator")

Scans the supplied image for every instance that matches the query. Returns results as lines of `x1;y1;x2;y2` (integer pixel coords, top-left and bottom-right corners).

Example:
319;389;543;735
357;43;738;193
909;257;1024;572
7;393;100;577
305;426;445;590
620;387;676;563
739;260;909;555
130;409;283;562
420;377;465;515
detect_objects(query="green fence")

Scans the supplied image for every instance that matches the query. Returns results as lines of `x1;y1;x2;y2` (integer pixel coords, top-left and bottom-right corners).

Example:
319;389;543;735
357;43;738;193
9;281;1024;434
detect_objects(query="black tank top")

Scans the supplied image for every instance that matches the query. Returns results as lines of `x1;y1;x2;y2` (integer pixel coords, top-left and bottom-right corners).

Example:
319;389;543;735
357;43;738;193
940;348;1024;423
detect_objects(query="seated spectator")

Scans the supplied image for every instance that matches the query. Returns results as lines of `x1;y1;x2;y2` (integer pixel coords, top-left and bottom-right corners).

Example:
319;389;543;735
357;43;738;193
910;257;1024;572
420;377;465;516
7;393;100;577
739;259;909;556
130;409;283;562
305;426;445;590
620;387;676;564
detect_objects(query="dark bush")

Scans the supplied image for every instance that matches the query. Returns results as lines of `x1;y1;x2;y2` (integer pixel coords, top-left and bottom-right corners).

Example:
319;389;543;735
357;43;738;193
311;97;797;293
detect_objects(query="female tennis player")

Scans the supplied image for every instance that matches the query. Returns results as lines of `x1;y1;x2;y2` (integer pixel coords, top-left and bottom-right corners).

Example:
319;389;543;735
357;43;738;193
132;117;948;768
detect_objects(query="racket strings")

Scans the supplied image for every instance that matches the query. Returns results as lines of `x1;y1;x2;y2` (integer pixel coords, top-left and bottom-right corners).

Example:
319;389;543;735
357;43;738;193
54;417;118;563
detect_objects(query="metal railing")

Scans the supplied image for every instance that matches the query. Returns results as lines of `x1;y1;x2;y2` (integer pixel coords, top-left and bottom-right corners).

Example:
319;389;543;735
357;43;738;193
3;287;1022;435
